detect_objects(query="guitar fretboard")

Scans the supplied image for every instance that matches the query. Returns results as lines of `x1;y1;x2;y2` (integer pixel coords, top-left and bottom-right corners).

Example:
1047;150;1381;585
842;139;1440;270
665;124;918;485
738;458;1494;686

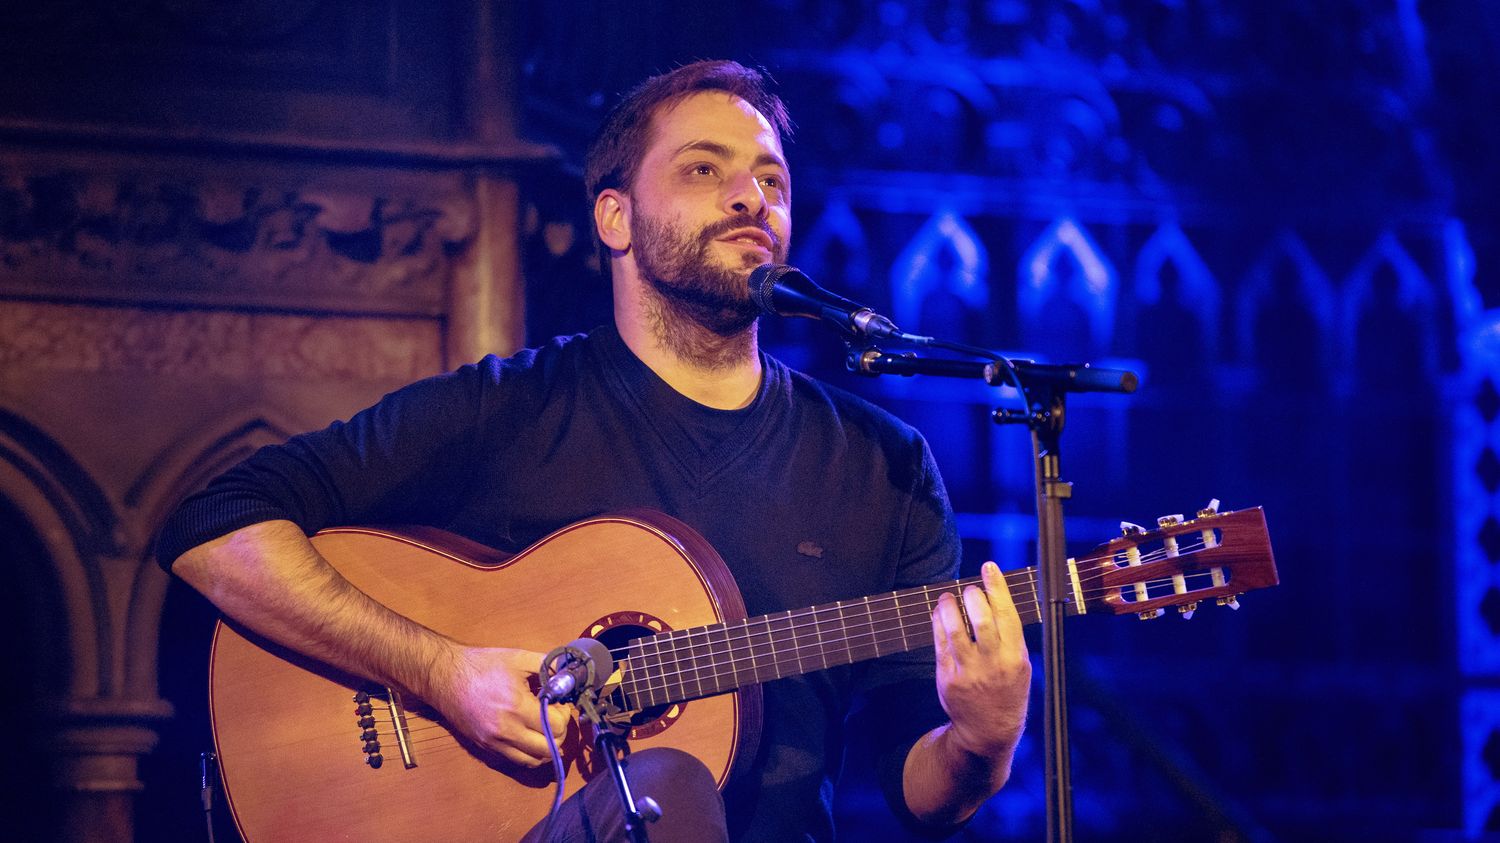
619;568;1051;710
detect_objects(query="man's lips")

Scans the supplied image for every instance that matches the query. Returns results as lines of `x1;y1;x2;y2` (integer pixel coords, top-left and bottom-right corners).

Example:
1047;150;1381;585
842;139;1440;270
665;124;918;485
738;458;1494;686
717;228;775;251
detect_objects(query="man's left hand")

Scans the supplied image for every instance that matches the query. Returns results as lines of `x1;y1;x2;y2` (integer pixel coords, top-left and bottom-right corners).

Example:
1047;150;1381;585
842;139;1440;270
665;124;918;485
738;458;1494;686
931;560;1031;760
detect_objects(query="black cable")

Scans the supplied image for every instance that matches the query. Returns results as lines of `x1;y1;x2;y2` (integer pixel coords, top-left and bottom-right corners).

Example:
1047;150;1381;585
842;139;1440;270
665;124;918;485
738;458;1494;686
199;751;217;843
905;335;1031;413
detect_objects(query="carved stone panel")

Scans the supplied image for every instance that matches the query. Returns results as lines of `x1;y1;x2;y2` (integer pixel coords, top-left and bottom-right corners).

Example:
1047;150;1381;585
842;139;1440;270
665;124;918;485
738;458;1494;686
0;152;478;316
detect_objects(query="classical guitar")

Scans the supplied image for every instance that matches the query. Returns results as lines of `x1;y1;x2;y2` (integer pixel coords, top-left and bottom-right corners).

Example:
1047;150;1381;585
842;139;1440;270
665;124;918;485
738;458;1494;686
208;504;1277;842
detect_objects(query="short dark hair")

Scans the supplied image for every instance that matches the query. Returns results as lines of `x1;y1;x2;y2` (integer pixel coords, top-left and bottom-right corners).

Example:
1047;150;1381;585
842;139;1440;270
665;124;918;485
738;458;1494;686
584;60;792;205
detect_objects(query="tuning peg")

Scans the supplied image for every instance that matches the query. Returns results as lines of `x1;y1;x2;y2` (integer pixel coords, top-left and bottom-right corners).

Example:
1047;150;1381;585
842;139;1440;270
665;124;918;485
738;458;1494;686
1137;608;1164;620
1216;595;1241;610
1120;521;1146;536
1197;498;1222;518
1157;514;1184;527
1178;602;1198;619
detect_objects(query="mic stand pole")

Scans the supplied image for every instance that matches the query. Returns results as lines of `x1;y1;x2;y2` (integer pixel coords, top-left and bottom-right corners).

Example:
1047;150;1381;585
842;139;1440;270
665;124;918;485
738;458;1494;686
1012;383;1075;843
848;344;1136;843
575;690;659;843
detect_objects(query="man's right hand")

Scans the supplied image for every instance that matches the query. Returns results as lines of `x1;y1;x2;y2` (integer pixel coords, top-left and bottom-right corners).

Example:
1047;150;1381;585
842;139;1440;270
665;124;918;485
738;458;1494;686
427;646;573;767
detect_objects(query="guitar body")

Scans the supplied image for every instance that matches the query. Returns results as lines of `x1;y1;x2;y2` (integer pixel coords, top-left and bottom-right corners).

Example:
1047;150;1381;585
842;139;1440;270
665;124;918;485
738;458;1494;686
209;512;758;843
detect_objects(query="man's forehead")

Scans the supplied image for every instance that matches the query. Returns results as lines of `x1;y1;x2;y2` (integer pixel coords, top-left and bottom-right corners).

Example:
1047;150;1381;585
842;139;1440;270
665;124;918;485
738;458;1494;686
645;91;784;159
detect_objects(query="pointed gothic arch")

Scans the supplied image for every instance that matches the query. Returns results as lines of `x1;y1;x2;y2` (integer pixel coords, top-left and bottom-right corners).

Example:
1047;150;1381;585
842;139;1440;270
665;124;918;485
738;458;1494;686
1236;229;1336;369
0;407;116;700
1018;217;1117;348
890;209;989;334
1340;230;1440;388
120;412;299;699
1135;221;1221;362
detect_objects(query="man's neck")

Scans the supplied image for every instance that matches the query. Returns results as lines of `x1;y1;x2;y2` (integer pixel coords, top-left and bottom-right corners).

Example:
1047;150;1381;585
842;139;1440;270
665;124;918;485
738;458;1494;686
615;295;762;410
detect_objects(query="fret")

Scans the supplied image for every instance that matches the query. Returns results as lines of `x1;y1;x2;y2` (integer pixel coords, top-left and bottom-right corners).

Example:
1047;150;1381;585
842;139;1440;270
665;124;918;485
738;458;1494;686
919;584;937;643
692;624;719;698
658;632;680;706
747;613;776;684
809;604;829;671
695;624;721;698
663;630;690;702
619;642;643;710
785;609;803;677
1010;569;1040;625
767;611;795;679
741;616;759;683
892;590;909;653
720;622;741;693
835;601;853;667
719;622;738;694
688;628;709;699
637;635;662;710
852;594;882;660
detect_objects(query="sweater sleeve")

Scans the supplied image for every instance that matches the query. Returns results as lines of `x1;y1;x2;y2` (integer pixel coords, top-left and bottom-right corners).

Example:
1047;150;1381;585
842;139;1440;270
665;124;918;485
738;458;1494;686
154;358;498;569
846;432;972;838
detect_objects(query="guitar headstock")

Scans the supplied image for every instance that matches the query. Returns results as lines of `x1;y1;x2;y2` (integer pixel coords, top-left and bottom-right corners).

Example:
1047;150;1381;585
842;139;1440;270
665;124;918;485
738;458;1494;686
1073;501;1278;620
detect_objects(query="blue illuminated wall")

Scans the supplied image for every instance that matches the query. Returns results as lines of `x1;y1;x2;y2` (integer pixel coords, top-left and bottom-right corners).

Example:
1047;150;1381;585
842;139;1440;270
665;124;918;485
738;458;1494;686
518;2;1499;838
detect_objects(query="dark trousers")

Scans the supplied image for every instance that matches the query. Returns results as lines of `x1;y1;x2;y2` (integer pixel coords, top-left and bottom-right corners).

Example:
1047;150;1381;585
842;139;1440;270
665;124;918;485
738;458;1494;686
521;748;729;843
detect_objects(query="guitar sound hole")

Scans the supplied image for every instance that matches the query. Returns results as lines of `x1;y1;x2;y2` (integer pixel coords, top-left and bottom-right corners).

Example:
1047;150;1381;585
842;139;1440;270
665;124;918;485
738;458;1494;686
583;614;685;738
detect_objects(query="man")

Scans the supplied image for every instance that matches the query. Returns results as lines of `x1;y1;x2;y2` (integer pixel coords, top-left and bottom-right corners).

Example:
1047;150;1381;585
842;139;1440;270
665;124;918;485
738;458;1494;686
159;60;1030;841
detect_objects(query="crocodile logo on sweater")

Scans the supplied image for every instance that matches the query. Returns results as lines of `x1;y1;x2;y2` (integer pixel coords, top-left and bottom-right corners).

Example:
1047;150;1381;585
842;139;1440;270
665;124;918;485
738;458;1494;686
796;541;824;559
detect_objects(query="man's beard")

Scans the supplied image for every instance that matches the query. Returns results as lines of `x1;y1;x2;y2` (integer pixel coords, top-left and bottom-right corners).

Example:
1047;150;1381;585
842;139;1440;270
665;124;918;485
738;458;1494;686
631;210;787;370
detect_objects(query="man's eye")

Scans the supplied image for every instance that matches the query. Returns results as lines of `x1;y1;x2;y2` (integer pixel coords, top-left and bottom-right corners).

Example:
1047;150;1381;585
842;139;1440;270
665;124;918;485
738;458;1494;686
760;175;782;189
692;164;716;176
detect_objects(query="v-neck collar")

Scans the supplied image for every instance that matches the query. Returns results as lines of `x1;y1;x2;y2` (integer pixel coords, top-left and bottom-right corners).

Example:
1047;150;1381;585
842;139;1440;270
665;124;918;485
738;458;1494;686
591;326;783;488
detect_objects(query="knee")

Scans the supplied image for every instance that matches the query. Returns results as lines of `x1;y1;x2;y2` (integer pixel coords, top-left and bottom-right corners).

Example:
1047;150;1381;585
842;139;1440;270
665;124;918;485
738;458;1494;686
624;747;718;799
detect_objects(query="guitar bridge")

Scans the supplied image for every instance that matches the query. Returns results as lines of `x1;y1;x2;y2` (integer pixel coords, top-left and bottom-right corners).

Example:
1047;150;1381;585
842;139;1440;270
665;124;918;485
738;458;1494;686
353;688;417;770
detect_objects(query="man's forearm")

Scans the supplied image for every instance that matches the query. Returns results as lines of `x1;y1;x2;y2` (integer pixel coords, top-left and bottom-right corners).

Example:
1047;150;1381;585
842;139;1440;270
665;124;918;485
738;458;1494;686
901;721;1016;827
171;519;458;700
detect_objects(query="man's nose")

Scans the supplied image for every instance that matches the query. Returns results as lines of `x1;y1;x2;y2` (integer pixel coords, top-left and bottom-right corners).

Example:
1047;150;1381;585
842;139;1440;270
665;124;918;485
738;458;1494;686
723;171;767;219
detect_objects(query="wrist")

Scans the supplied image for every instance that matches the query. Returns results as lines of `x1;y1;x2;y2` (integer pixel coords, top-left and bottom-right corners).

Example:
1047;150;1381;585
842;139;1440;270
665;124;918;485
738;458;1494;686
936;722;1014;787
398;630;466;705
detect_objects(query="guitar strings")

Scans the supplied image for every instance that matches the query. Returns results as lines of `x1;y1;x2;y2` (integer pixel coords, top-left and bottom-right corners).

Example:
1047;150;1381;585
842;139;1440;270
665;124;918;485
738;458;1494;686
324;533;1238;749
603;540;1164;666
626;594;1215;700
609;534;1219;668
614;544;1230;698
616;560;1217;693
622;576;1230;706
620;568;1231;703
609;532;1218;658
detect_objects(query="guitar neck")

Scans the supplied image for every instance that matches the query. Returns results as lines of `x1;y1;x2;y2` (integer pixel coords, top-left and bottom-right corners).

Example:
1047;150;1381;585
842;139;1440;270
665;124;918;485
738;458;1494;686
621;567;1047;710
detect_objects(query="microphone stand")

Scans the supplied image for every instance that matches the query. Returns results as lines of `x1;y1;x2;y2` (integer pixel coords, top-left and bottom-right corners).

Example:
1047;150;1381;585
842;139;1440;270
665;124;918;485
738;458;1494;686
576;690;659;843
540;646;660;843
846;343;1137;843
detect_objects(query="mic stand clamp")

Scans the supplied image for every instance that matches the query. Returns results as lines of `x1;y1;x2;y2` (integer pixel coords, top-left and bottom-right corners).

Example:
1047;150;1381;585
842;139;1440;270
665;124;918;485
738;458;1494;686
574;690;660;843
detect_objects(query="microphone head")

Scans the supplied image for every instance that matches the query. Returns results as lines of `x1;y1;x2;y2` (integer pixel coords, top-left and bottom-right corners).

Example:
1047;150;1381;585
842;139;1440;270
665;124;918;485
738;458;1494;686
748;263;804;316
566;637;614;691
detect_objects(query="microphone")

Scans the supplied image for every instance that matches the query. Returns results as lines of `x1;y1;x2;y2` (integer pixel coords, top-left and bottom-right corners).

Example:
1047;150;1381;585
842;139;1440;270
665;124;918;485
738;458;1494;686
749;264;917;341
541;638;614;701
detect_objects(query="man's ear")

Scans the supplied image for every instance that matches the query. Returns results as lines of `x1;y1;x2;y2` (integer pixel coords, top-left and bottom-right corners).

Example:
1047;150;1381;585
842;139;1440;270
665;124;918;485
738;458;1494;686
594;189;631;253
